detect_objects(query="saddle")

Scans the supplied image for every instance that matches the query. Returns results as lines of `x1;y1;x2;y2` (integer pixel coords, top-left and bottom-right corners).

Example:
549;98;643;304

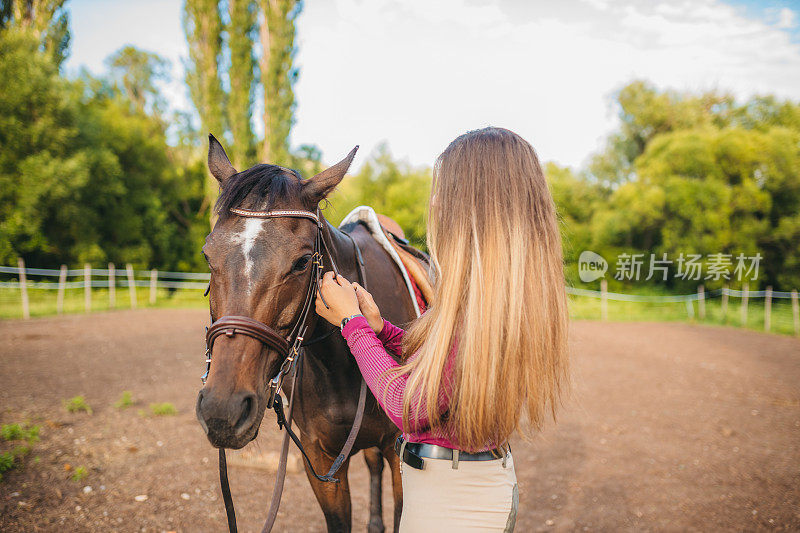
339;206;434;315
375;214;433;312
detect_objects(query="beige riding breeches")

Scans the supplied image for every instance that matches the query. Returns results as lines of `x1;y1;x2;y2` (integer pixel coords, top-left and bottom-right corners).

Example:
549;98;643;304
399;452;518;532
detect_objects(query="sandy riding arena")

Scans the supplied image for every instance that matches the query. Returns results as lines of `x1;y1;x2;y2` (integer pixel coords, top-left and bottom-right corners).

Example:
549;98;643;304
1;309;798;532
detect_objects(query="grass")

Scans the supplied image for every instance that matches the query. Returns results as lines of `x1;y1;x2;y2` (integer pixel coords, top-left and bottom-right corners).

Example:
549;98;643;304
70;465;88;482
0;286;206;319
1;423;40;443
114;391;136;409
63;395;92;414
148;402;177;416
569;289;799;336
0;451;16;480
1;422;41;481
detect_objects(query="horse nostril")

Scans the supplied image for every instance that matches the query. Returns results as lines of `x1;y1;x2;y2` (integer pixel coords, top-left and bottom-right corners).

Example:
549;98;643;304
234;393;257;436
196;391;209;434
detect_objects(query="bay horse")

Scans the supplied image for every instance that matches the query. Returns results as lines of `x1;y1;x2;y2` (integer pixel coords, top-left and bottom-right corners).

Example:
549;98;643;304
196;135;416;532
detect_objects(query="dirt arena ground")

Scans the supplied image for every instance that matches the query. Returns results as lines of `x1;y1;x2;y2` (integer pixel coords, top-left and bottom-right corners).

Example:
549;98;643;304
0;309;798;532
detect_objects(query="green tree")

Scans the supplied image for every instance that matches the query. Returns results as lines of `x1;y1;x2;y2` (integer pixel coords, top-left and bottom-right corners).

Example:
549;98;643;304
0;29;77;262
580;81;800;290
227;0;257;167
544;162;604;281
181;0;304;182
259;0;302;165
0;29;208;271
106;46;170;115
292;143;323;176
184;0;225;219
731;95;800;132
326;145;432;250
590;80;733;186
1;0;69;67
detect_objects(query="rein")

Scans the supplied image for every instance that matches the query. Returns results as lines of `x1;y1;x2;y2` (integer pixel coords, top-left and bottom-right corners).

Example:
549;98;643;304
203;207;368;533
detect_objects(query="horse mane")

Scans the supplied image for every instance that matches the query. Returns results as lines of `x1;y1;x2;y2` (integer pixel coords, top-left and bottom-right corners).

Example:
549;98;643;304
214;164;304;221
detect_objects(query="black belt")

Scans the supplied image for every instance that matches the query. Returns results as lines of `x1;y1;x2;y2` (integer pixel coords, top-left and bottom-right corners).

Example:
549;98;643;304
393;436;504;470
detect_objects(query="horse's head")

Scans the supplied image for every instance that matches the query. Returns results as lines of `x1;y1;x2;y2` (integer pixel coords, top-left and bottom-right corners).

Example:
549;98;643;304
196;134;357;449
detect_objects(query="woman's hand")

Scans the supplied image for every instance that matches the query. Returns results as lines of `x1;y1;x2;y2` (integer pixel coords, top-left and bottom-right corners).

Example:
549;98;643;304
315;271;361;328
352;282;383;335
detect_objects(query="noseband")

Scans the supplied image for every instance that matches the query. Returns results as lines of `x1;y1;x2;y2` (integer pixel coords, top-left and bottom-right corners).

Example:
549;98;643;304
203;208;328;407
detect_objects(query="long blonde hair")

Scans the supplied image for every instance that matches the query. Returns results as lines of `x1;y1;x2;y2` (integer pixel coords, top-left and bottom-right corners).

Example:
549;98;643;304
389;127;569;452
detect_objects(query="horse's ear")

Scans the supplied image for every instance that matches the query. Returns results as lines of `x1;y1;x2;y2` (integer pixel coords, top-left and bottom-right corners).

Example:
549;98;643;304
302;146;359;201
208;134;238;185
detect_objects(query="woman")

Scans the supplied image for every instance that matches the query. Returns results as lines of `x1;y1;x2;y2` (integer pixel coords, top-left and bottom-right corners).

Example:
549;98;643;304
315;126;569;532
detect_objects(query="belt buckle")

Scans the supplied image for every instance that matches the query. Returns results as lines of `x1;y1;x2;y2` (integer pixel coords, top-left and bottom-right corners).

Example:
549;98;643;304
395;436;424;471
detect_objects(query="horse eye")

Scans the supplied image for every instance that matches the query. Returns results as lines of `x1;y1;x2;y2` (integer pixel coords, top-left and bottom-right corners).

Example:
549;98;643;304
292;254;312;272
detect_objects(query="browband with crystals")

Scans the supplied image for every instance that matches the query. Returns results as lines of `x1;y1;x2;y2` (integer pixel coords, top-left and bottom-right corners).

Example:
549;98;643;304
229;208;321;227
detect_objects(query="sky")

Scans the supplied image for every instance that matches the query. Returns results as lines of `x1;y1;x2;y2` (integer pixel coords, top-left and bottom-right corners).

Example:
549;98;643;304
65;0;800;170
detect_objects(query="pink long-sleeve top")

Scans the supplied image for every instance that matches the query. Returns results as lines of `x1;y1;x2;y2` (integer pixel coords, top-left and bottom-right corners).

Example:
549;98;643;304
341;315;458;448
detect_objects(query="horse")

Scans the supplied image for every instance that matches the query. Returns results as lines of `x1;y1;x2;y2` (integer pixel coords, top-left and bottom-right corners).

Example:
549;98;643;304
196;135;418;532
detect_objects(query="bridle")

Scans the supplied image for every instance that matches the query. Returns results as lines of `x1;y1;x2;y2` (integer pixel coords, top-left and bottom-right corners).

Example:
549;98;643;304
202;206;368;533
203;208;326;408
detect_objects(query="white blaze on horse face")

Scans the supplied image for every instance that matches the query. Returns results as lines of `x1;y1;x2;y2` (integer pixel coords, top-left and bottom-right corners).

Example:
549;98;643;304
237;218;266;293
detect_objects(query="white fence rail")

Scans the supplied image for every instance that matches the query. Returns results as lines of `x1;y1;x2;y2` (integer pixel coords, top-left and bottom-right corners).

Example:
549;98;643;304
2;260;799;335
567;281;798;335
0;265;211;280
1;260;210;318
566;286;797;301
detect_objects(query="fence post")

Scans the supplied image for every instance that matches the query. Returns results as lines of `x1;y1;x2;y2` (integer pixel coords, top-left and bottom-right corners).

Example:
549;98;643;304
108;263;116;308
57;264;67;315
697;285;705;320
792;290;799;337
764;286;772;332
149;269;158;305
84;263;91;313
17;257;30;320
126;264;137;309
721;285;729;322
600;279;608;321
686;298;694;319
741;283;749;327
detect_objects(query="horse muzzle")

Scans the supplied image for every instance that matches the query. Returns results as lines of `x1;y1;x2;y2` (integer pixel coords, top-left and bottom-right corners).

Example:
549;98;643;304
196;387;262;449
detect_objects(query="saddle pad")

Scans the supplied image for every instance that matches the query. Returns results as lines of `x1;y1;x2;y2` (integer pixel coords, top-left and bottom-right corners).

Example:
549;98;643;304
339;205;422;317
409;276;427;315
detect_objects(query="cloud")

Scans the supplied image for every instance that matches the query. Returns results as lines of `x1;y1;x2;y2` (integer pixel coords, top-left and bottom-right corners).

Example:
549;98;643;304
292;0;800;170
64;0;800;170
582;0;611;12
777;7;796;29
